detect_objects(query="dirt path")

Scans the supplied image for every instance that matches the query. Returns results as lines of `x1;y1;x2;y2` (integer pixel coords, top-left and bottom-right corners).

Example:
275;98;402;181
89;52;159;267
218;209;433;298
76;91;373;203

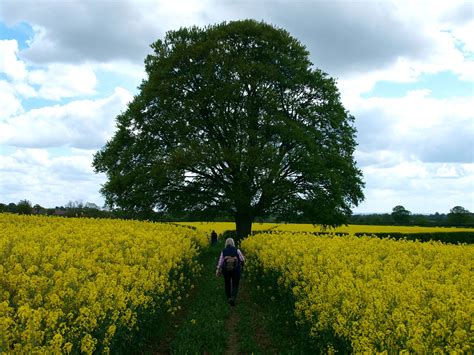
221;273;278;355
224;306;240;355
146;240;280;354
238;281;277;354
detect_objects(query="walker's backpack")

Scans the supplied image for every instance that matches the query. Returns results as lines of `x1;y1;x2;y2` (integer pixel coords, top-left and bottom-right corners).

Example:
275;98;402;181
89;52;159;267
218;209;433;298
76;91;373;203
224;255;239;272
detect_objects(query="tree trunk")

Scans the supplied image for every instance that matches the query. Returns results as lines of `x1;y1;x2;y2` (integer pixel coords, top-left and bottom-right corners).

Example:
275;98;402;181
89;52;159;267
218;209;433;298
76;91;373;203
235;211;253;242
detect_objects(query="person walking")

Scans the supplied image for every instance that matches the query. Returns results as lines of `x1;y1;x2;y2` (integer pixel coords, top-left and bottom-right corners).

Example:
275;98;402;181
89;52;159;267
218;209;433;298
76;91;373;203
216;238;245;306
210;230;218;245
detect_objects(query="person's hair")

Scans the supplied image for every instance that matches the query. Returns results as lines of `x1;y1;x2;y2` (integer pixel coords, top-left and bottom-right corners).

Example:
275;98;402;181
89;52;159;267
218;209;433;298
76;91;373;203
225;238;235;248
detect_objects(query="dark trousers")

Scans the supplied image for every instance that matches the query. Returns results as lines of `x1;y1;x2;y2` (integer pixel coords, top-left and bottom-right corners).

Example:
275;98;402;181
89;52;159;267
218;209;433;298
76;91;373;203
223;269;241;300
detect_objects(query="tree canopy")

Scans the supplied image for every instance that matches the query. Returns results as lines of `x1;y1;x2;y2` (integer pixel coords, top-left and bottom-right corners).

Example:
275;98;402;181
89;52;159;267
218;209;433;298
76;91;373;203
93;20;364;238
391;205;411;225
447;206;471;225
16;199;33;215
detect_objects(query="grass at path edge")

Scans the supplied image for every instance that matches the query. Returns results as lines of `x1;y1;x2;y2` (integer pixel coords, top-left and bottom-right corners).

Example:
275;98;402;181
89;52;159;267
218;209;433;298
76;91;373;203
169;241;230;353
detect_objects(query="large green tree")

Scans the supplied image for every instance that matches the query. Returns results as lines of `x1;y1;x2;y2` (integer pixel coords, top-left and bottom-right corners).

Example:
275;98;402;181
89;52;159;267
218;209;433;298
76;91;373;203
93;20;364;238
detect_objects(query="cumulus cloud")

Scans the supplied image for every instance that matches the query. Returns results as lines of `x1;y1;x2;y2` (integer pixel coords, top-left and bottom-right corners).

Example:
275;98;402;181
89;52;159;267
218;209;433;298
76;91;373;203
1;0;470;77
0;80;23;118
28;63;97;100
203;0;474;81
0;39;100;100
354;161;474;213
0;87;132;149
353;91;474;164
0;147;106;207
1;0;472;91
0;0;209;65
262;1;433;75
0;39;27;80
351;86;473;213
0;0;472;212
2;3;155;63
96;61;146;81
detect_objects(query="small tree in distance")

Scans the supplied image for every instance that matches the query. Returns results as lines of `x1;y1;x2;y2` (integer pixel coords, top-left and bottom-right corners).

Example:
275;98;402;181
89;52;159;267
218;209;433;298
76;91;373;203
16;199;33;215
391;205;411;225
93;20;365;239
447;206;471;225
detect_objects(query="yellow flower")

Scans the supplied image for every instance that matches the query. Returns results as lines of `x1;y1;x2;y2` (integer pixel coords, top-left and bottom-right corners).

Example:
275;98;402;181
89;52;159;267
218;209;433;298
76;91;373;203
0;213;207;352
241;230;473;353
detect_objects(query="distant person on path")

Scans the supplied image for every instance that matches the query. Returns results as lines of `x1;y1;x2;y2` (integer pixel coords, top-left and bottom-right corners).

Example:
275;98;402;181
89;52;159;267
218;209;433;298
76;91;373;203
210;230;218;245
216;238;245;306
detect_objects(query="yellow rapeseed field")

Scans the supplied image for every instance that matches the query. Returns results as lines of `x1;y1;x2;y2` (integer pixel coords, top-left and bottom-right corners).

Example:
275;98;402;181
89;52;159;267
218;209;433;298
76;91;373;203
273;223;474;234
179;221;473;236
176;221;278;235
0;213;207;353
242;231;474;353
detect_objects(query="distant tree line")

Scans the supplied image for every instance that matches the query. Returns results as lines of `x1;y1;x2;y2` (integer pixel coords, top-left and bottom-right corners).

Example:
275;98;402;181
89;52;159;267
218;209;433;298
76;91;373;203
1;200;472;227
0;200;112;219
349;205;474;227
0;200;230;222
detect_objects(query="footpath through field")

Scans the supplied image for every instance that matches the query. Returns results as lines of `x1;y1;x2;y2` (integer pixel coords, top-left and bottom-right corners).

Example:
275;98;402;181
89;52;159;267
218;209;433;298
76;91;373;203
148;238;285;354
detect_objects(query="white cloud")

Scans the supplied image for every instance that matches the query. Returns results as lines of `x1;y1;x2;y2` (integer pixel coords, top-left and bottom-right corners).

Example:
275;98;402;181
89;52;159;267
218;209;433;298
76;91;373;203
96;61;146;81
353;91;474;163
28;63;97;100
354;150;405;169
354;161;474;213
0;39;99;101
338;37;472;102
0;39;27;80
435;164;461;178
364;160;429;180
2;0;472;95
338;58;422;105
0;147;106;207
0;80;23;118
1;0;473;213
0;87;132;149
0;0;466;77
335;0;474;99
451;21;474;53
1;0;209;65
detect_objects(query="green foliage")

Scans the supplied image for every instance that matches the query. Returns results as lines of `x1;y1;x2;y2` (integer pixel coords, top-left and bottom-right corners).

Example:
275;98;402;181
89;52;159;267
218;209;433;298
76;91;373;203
16;199;33;215
94;241;229;353
93;20;364;238
447;206;472;225
349;212;474;227
352;231;474;244
350;213;393;225
170;243;229;353
391;205;411;225
411;214;429;226
245;259;351;353
234;291;262;353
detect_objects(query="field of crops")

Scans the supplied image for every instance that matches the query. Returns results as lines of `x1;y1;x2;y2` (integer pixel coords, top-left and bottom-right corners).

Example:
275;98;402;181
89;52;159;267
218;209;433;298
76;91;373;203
180;221;474;235
0;214;207;353
241;231;474;353
1;215;473;352
176;221;278;235
273;223;474;234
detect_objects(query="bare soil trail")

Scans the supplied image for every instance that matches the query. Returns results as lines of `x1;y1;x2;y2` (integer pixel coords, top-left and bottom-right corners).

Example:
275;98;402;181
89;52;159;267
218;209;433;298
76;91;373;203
224;306;240;355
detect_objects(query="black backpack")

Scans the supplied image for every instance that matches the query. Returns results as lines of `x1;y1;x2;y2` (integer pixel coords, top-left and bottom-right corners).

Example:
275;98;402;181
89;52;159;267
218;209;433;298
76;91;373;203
223;247;239;272
224;255;239;271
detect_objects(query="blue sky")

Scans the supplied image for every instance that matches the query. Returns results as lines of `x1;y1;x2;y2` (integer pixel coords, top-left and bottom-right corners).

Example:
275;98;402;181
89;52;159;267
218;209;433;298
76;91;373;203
0;0;473;214
0;21;33;50
363;71;473;99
